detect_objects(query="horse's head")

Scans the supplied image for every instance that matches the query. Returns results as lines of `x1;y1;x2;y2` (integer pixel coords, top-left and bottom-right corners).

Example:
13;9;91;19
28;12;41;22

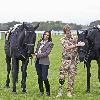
77;27;100;62
87;27;100;57
11;22;39;58
22;22;40;56
87;27;100;49
77;30;88;62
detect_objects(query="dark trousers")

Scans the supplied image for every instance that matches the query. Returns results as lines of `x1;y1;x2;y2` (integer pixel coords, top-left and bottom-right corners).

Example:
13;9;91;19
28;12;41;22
35;59;50;93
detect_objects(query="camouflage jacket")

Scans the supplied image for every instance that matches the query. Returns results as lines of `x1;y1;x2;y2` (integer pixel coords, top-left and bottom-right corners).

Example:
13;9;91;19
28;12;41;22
60;36;79;62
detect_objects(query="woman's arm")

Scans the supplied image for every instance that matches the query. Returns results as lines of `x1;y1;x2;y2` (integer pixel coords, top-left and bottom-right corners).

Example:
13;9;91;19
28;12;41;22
36;42;54;58
64;44;77;50
61;38;85;50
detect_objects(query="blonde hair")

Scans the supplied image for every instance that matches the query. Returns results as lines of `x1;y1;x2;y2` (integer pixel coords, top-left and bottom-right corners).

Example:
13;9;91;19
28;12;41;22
63;24;71;31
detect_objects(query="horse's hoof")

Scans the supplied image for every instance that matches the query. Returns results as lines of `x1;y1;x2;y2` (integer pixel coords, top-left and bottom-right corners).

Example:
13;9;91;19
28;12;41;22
22;91;27;94
12;88;17;94
86;90;90;93
98;93;100;95
22;89;26;94
12;91;17;94
16;79;18;83
5;85;10;88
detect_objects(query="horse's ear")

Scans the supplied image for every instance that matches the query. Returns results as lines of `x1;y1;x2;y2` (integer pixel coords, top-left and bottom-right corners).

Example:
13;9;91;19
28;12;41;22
33;23;40;31
22;22;27;28
22;22;25;28
22;22;25;25
85;30;88;35
77;30;79;37
48;30;52;34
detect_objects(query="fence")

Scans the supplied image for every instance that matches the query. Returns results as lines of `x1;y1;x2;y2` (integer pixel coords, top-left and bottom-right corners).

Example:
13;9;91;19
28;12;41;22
0;30;78;40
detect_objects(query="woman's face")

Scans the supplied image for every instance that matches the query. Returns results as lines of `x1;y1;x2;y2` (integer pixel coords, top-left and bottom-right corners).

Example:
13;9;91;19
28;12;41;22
44;32;50;40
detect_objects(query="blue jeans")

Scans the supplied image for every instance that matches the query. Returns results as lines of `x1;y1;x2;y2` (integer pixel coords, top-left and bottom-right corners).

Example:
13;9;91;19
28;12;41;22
35;59;49;80
35;59;50;93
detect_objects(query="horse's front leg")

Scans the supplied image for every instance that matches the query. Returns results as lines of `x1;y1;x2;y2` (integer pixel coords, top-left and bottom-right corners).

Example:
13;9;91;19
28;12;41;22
12;57;19;93
5;55;11;88
21;58;29;93
16;60;19;83
85;60;91;93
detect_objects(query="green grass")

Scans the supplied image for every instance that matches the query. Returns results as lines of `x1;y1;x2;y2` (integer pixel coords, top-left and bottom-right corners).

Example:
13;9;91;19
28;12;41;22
0;34;100;100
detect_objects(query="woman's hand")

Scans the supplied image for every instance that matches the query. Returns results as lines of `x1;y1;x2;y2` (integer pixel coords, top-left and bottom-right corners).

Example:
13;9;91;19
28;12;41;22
35;53;37;56
31;53;37;57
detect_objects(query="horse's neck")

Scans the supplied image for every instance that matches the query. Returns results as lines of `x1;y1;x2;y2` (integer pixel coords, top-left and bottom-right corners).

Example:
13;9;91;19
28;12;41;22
17;29;25;40
12;29;25;48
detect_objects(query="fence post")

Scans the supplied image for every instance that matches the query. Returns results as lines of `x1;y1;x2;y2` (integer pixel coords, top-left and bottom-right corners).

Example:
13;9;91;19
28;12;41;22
0;32;1;40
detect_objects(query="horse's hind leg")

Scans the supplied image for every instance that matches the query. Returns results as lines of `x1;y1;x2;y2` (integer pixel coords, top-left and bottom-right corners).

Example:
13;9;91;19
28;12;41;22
21;59;29;93
97;57;100;82
16;61;19;83
12;57;19;93
98;65;100;82
5;55;11;88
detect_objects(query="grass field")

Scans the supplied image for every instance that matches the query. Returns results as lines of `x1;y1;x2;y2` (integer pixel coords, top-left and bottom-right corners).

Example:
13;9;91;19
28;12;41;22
0;34;100;100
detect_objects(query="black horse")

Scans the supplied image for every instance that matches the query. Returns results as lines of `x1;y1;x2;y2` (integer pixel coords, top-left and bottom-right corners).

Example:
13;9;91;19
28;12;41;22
5;25;24;88
77;27;100;92
5;22;39;93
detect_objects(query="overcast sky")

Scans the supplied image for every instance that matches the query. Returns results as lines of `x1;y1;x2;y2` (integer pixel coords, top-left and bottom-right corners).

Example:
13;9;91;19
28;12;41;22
0;0;100;25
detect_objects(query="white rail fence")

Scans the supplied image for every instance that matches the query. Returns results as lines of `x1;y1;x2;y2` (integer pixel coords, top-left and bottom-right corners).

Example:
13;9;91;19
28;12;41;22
0;30;77;40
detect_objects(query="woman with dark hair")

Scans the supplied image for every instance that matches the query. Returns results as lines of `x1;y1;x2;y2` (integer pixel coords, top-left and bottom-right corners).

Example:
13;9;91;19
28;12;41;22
33;31;54;96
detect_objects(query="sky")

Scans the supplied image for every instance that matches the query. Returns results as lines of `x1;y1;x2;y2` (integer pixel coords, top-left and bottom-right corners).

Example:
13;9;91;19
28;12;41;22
0;0;100;25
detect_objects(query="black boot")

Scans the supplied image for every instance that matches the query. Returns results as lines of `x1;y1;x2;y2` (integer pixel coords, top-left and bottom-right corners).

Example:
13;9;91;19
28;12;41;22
5;79;10;88
44;79;50;96
21;80;27;93
12;86;17;94
38;78;44;96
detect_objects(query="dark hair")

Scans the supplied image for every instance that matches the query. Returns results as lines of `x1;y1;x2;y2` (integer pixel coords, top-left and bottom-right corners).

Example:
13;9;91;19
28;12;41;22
42;31;52;42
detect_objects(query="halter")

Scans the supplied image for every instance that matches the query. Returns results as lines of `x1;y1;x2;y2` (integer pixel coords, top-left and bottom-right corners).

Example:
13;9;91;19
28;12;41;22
24;29;35;46
25;43;34;46
15;28;35;59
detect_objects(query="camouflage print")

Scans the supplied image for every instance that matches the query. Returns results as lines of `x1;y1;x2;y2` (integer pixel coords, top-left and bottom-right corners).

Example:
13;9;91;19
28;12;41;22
59;36;79;93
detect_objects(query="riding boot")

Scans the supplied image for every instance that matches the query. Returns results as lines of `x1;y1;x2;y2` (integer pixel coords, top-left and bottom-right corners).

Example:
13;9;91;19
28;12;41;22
12;84;17;93
21;79;26;93
38;78;44;95
44;79;50;96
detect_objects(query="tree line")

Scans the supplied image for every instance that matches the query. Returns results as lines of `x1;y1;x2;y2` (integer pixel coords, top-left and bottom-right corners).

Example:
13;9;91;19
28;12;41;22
0;20;100;31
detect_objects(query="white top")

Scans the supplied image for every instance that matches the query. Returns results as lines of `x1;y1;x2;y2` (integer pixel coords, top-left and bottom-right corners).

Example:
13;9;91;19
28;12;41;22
38;40;48;54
